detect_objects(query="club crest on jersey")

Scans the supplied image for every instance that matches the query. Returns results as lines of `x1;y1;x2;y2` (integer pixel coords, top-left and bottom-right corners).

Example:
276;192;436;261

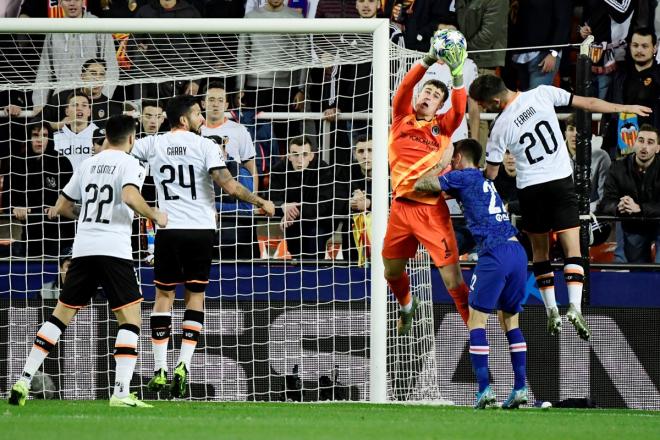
432;126;440;136
45;176;57;189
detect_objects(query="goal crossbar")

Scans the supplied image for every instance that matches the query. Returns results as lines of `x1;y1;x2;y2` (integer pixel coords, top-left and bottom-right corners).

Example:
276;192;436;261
0;18;384;35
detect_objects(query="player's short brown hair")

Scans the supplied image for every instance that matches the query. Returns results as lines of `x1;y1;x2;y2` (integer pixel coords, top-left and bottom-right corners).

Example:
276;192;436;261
454;138;483;165
105;115;137;146
469;75;507;102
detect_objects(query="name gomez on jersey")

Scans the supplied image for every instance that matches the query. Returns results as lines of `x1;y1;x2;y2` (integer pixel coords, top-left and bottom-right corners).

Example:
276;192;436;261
486;85;574;189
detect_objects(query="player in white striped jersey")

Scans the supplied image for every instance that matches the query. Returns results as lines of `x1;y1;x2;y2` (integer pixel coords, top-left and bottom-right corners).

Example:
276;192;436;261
132;95;275;398
470;75;651;340
53;93;97;171
8;115;167;408
201;83;259;191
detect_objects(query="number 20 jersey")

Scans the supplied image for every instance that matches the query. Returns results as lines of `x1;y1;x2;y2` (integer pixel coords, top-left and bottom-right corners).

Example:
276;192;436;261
62;149;146;260
133;131;226;230
486;85;574;189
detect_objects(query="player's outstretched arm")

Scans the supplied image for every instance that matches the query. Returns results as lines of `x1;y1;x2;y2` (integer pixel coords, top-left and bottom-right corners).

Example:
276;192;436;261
392;45;439;119
122;185;168;227
211;168;275;217
571;95;652;116
46;194;79;220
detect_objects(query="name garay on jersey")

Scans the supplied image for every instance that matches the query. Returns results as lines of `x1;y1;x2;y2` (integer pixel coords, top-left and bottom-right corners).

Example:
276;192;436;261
167;146;187;156
513;106;537;128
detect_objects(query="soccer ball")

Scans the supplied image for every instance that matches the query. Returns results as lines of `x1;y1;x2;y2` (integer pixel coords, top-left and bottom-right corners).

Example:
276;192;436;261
432;29;467;58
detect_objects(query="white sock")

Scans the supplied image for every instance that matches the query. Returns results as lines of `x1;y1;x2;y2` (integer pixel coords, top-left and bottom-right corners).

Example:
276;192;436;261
540;289;558;317
113;328;139;398
177;319;203;369
151;312;171;372
535;272;557;317
22;320;64;386
564;263;584;313
401;299;413;313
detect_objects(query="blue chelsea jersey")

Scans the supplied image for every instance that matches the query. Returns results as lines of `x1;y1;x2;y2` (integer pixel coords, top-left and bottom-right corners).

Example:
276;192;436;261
439;168;518;254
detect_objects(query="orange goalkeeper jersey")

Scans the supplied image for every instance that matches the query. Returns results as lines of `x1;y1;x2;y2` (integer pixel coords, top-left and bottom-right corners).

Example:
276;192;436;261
389;62;467;205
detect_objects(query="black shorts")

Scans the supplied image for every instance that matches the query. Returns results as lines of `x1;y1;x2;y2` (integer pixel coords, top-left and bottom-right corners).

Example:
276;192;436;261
518;175;579;234
59;256;142;311
154;229;214;293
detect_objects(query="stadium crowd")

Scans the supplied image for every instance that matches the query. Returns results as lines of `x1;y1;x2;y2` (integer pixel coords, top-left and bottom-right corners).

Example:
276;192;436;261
0;0;659;269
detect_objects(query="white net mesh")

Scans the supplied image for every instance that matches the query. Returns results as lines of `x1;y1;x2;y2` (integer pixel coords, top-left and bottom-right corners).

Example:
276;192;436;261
387;247;442;402
0;27;439;402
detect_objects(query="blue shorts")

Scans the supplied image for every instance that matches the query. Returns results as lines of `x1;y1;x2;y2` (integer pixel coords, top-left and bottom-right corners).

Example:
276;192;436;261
468;240;528;314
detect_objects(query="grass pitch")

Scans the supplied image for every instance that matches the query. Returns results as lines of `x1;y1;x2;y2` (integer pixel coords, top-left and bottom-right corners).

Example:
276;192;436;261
2;401;658;440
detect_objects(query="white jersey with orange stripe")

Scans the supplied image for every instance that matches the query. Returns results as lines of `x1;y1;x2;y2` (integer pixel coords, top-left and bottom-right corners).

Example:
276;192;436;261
486;85;574;189
132;130;226;230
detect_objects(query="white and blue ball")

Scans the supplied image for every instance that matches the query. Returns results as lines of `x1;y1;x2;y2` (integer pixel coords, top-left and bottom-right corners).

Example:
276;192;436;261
432;29;467;58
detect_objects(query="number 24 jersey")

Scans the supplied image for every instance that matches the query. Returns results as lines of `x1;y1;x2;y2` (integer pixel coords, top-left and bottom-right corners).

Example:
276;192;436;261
132;131;226;230
63;149;146;260
486;85;574;189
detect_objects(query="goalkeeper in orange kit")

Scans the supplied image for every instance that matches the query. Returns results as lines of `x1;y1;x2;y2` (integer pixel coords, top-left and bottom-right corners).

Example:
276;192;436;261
383;31;470;335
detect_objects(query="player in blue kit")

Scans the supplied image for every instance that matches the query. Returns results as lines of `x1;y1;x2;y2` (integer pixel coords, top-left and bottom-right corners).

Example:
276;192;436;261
415;139;528;409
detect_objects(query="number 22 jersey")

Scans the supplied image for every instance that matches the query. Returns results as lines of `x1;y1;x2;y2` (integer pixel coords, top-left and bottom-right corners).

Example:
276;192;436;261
62;149;146;260
486;85;574;189
132;130;226;230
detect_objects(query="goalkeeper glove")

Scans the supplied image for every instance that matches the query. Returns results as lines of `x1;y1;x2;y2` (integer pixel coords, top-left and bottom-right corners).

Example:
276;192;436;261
442;45;467;78
422;45;439;68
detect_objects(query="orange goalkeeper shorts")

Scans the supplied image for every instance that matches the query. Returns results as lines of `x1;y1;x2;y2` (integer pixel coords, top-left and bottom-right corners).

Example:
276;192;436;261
381;198;459;267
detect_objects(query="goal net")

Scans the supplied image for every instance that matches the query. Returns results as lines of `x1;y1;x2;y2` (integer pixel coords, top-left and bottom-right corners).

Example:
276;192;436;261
0;19;442;403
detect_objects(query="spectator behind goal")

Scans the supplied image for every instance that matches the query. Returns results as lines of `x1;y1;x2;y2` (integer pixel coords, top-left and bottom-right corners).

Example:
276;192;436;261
42;59;122;130
602;28;660;157
237;0;308;149
268;136;334;259
598;124;660;263
31;0;119;114
3;121;74;257
53;93;98;171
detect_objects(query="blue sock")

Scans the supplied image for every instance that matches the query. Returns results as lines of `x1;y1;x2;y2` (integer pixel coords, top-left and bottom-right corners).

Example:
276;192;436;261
469;328;490;393
506;328;527;390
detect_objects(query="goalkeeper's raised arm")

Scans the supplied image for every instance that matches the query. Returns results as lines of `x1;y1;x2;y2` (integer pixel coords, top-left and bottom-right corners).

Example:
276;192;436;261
392;30;468;123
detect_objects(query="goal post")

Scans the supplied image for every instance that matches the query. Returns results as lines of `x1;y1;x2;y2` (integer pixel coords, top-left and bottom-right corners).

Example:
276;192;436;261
368;19;389;404
0;17;440;404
